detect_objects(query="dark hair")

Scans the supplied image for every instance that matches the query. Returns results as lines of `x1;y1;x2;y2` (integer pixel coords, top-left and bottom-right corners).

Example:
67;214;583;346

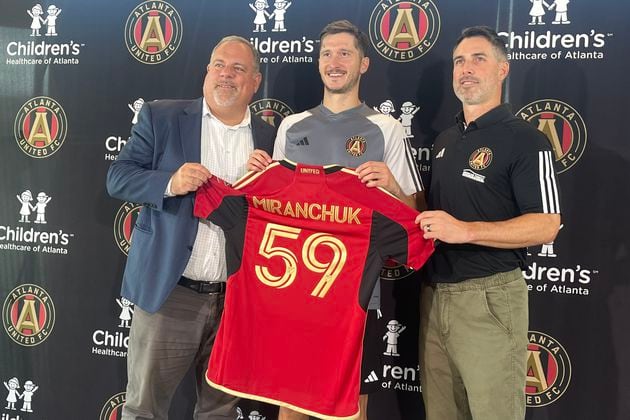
319;20;370;57
453;26;508;61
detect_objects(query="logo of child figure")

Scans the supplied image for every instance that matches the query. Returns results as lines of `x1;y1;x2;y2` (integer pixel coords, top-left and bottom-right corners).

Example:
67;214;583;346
3;377;38;413
27;4;62;37
16;190;51;224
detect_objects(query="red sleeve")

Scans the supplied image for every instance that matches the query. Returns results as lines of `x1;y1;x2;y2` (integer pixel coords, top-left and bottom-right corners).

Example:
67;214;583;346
328;169;433;271
193;176;243;229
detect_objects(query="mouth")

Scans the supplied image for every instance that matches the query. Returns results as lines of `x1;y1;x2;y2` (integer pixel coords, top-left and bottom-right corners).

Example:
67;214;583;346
215;83;236;90
326;68;347;81
458;77;478;87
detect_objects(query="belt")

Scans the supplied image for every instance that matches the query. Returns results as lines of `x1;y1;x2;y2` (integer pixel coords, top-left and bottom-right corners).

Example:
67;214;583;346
177;276;226;294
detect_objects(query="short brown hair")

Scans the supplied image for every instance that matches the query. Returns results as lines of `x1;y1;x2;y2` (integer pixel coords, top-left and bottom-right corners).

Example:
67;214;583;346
319;20;370;57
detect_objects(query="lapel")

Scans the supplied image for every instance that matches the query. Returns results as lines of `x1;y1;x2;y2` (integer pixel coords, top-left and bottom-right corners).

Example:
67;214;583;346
251;114;260;148
179;98;203;163
250;114;269;150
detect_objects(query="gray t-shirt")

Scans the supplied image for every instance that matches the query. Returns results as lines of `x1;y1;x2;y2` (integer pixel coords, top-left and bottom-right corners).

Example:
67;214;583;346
273;103;423;196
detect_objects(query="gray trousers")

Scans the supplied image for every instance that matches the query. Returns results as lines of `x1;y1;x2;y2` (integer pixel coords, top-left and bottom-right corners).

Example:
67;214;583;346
122;285;238;420
419;268;529;420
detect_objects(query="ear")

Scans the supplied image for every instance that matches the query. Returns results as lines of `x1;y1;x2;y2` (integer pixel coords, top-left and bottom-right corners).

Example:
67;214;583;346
360;56;370;75
498;60;509;82
253;72;262;93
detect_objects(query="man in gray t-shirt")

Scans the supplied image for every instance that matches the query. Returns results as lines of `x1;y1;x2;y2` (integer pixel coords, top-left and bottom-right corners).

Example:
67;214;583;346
247;20;423;420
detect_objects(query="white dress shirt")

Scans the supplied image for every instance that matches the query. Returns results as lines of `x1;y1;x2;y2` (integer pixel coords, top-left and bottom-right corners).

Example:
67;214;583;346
181;100;254;282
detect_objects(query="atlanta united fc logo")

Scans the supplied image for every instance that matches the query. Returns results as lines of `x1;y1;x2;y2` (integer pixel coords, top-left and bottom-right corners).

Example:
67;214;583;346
369;0;441;62
250;98;293;128
517;99;587;173
124;0;182;65
469;147;493;171
526;331;572;407
2;284;55;347
346;136;367;157
113;202;142;255
380;259;414;280
100;392;126;420
14;96;67;158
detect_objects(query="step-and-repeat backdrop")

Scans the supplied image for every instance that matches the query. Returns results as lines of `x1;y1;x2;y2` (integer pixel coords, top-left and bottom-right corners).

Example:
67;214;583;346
1;1;629;419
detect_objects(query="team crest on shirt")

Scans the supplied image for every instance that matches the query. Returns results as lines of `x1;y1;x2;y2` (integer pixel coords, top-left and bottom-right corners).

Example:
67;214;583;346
516;99;587;173
468;147;493;170
526;331;572;407
345;135;367;157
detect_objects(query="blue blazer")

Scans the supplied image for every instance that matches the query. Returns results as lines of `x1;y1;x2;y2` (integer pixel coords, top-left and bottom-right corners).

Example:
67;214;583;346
106;98;276;313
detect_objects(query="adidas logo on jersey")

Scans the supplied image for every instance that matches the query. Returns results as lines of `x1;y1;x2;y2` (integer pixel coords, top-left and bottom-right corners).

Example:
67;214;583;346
435;148;445;159
364;370;379;383
296;137;310;146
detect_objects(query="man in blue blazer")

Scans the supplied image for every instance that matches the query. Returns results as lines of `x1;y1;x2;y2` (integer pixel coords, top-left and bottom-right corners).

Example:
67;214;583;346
106;36;276;419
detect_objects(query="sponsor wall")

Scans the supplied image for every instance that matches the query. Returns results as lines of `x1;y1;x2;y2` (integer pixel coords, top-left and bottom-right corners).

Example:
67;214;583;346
1;1;629;419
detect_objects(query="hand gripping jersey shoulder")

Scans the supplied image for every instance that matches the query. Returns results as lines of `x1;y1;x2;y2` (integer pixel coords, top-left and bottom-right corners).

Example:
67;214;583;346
194;160;433;420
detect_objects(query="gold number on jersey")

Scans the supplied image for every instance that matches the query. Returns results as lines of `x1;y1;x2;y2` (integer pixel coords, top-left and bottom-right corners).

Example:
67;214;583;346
255;223;348;298
255;223;300;289
303;233;347;298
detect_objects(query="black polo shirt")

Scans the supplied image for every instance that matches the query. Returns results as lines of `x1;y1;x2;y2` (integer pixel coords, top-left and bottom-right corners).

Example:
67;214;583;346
427;104;561;283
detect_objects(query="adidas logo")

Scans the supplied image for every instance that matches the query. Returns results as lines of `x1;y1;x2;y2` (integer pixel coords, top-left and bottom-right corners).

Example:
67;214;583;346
435;147;445;159
296;137;310;146
364;370;379;383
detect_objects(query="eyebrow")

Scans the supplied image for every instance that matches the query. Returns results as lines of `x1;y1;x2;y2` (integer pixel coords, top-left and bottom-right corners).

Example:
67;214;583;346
453;52;487;61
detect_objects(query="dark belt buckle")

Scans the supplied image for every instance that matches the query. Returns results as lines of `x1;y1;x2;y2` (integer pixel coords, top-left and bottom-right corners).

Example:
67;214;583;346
199;281;225;295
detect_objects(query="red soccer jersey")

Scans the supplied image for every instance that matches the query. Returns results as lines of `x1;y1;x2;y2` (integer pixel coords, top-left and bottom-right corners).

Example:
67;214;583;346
194;161;433;420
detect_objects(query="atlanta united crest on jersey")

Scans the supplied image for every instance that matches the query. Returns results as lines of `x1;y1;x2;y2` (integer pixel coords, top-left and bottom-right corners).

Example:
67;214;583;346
194;161;433;419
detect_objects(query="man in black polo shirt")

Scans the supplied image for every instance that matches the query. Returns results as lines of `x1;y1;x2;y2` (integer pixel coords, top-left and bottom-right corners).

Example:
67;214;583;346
416;26;561;420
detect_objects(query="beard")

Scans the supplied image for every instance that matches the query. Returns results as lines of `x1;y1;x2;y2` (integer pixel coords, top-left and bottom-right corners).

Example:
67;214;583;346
323;72;360;95
212;86;239;107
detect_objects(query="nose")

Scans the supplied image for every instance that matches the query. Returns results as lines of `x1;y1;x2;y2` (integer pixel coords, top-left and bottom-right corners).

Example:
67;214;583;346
460;60;474;75
219;65;235;78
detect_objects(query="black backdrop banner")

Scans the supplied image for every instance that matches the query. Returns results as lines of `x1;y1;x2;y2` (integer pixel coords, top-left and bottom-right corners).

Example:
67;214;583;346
1;1;629;419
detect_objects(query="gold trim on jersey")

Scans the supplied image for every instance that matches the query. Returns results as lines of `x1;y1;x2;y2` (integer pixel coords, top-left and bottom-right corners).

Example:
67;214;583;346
232;161;281;190
206;378;360;420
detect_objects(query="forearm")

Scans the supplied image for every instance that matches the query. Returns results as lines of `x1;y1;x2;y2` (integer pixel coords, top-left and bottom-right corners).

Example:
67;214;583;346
401;193;417;209
106;163;172;208
464;213;561;248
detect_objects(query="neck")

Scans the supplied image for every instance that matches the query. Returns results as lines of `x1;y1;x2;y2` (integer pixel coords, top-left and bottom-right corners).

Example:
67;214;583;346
208;103;246;126
322;90;361;114
462;101;500;125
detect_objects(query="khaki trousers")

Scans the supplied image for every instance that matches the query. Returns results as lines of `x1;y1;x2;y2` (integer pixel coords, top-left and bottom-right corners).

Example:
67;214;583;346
419;268;528;420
